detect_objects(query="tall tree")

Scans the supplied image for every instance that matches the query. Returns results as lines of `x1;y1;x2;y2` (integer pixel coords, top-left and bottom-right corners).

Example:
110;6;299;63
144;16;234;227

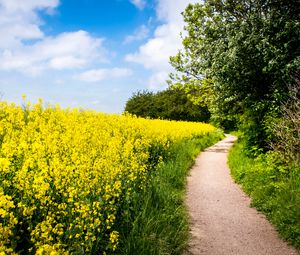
170;0;300;148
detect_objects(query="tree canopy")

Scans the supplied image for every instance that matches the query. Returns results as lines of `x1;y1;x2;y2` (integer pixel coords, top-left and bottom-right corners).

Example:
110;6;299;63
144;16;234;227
124;88;211;122
169;0;300;148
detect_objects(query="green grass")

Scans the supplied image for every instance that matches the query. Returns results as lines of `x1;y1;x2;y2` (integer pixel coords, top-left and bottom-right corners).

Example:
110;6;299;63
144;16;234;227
118;131;224;255
228;140;300;251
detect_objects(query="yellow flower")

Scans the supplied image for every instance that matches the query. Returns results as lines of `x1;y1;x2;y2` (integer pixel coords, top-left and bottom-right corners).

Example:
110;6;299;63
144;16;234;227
0;99;217;253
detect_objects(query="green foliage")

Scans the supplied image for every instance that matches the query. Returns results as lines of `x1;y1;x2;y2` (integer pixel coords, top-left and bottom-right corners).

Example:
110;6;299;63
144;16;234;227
269;78;300;164
124;88;211;122
169;0;300;148
118;132;224;255
228;140;300;250
124;90;156;119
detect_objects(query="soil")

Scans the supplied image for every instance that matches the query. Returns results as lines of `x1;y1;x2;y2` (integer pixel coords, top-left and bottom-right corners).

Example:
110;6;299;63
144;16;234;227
184;135;299;255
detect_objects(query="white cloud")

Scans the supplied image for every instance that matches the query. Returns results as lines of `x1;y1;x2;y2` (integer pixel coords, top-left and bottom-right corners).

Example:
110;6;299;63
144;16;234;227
75;68;132;83
0;0;59;12
124;25;149;44
148;71;169;90
49;56;86;70
129;0;146;10
0;1;106;75
0;31;105;75
125;23;181;71
0;0;59;48
126;0;198;89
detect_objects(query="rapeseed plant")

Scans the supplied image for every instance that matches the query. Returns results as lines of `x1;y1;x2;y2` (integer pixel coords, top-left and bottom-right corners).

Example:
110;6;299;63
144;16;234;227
0;100;216;254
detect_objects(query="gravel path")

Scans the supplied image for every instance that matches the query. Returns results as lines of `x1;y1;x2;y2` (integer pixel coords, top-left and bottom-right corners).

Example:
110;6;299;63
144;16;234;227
184;135;298;255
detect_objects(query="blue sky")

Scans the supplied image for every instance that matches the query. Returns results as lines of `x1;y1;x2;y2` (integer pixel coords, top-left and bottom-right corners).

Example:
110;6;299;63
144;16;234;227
0;0;196;113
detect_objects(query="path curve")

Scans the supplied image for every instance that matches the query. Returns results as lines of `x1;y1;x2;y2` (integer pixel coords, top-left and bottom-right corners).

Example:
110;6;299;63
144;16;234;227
184;135;298;255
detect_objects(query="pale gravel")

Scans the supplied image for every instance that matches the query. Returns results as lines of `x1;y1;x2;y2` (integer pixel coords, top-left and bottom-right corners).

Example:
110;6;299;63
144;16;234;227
184;135;299;255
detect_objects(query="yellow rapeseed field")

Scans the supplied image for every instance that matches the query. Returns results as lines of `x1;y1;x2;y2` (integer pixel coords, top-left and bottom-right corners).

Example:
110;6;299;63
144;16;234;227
0;100;216;254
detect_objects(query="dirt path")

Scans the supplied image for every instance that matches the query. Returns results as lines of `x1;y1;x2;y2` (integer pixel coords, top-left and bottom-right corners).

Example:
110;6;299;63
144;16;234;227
184;135;298;255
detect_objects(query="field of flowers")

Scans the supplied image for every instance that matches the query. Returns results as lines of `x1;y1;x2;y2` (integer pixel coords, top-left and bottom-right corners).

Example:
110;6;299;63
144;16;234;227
0;100;217;254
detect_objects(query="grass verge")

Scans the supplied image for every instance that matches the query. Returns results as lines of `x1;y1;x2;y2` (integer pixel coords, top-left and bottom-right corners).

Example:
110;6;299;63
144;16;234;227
228;140;300;251
118;131;224;255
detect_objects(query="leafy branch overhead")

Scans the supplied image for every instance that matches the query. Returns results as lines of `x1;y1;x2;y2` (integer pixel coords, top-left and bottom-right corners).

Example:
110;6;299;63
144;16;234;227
169;0;300;145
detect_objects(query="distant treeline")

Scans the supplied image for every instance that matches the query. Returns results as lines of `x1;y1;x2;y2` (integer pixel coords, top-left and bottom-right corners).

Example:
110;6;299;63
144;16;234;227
124;88;210;122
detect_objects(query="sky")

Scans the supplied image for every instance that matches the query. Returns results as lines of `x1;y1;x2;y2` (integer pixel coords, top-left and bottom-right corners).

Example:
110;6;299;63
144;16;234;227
0;0;197;113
